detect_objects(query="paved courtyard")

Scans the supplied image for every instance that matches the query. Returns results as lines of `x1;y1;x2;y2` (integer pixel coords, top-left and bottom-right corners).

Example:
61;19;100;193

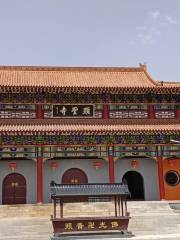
1;217;180;240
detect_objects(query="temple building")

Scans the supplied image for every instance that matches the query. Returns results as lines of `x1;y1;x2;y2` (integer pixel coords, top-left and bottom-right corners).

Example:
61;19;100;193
0;64;180;205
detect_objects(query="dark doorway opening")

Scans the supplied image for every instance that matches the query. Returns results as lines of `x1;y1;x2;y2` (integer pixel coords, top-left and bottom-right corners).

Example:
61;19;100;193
62;168;88;184
2;173;26;205
122;171;144;200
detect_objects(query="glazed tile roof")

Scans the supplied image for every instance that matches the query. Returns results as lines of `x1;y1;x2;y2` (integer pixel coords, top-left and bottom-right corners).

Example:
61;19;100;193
0;65;179;94
0;119;179;135
50;183;130;197
0;65;158;88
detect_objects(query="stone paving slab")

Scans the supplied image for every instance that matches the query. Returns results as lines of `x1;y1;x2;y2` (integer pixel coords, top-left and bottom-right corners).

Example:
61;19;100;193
53;233;180;240
41;234;180;240
1;234;180;240
1;217;180;240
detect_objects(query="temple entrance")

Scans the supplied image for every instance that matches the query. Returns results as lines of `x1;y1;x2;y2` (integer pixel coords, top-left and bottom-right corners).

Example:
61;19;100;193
122;171;144;200
62;168;88;184
2;173;26;205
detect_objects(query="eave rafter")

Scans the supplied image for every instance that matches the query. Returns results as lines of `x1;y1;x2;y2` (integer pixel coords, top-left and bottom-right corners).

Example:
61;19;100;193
0;86;180;94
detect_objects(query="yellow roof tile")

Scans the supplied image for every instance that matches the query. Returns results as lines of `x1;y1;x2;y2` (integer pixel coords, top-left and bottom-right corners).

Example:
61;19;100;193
0;66;158;88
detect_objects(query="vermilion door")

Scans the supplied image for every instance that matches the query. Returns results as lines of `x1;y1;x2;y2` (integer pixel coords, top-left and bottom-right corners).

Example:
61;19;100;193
2;173;26;204
62;168;88;184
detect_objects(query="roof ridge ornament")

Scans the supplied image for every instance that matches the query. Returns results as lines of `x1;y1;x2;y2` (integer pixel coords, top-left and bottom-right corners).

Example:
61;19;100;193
139;62;147;71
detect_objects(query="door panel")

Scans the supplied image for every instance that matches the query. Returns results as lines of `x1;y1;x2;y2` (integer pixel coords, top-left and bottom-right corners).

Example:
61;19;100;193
62;168;88;184
2;173;26;205
14;174;26;204
2;174;15;204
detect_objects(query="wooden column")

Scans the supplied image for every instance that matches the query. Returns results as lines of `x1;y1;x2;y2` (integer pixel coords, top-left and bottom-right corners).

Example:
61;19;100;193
36;104;44;119
37;147;43;204
175;106;180;118
108;146;115;183
157;156;165;200
103;105;109;119
148;105;155;119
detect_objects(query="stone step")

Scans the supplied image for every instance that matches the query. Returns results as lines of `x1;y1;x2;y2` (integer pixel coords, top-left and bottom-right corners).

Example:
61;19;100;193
0;201;179;218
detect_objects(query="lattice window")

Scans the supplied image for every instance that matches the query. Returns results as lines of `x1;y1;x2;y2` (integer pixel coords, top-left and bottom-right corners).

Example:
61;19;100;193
109;105;147;110
109;105;148;119
110;110;148;119
43;104;53;118
153;105;175;119
44;111;53;118
155;111;175;118
0;111;36;118
94;104;103;118
0;104;36;118
0;104;35;110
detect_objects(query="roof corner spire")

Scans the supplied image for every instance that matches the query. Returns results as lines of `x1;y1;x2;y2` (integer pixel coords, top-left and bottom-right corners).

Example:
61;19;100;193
139;62;147;71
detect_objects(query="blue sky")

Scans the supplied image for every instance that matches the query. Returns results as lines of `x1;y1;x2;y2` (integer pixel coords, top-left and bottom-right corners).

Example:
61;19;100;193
0;0;180;82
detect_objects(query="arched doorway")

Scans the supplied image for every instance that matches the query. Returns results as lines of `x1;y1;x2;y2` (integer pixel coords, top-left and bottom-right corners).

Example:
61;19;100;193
2;173;26;205
62;168;88;184
122;171;144;200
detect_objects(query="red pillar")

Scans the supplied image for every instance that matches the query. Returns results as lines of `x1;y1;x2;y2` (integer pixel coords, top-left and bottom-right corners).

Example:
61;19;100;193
36;104;44;119
148;105;155;119
108;147;115;183
103;105;109;119
157;156;165;200
175;106;180;118
37;156;43;204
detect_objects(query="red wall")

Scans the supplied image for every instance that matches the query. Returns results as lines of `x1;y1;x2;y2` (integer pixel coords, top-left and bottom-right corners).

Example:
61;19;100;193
163;158;180;200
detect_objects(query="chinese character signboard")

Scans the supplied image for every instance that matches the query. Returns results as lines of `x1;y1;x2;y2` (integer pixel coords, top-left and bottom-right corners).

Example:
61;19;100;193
53;104;94;118
52;218;129;234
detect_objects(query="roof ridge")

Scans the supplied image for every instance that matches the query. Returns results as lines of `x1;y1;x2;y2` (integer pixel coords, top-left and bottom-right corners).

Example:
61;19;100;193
158;81;180;84
0;65;144;72
139;67;160;87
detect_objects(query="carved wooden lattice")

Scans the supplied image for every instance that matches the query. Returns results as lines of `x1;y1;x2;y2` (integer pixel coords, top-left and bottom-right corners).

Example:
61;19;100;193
110;111;148;119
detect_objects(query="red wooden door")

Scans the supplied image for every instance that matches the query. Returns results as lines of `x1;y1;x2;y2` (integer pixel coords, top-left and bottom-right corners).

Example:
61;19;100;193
62;168;88;184
2;173;26;205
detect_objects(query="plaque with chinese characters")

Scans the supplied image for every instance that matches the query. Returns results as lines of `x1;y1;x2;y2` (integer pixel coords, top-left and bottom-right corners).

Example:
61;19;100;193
52;217;130;234
53;104;94;118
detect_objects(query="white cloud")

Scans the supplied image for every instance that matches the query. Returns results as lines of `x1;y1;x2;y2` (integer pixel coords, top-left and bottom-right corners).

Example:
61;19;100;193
137;27;160;45
135;10;179;45
165;15;179;25
159;15;179;28
149;11;160;19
